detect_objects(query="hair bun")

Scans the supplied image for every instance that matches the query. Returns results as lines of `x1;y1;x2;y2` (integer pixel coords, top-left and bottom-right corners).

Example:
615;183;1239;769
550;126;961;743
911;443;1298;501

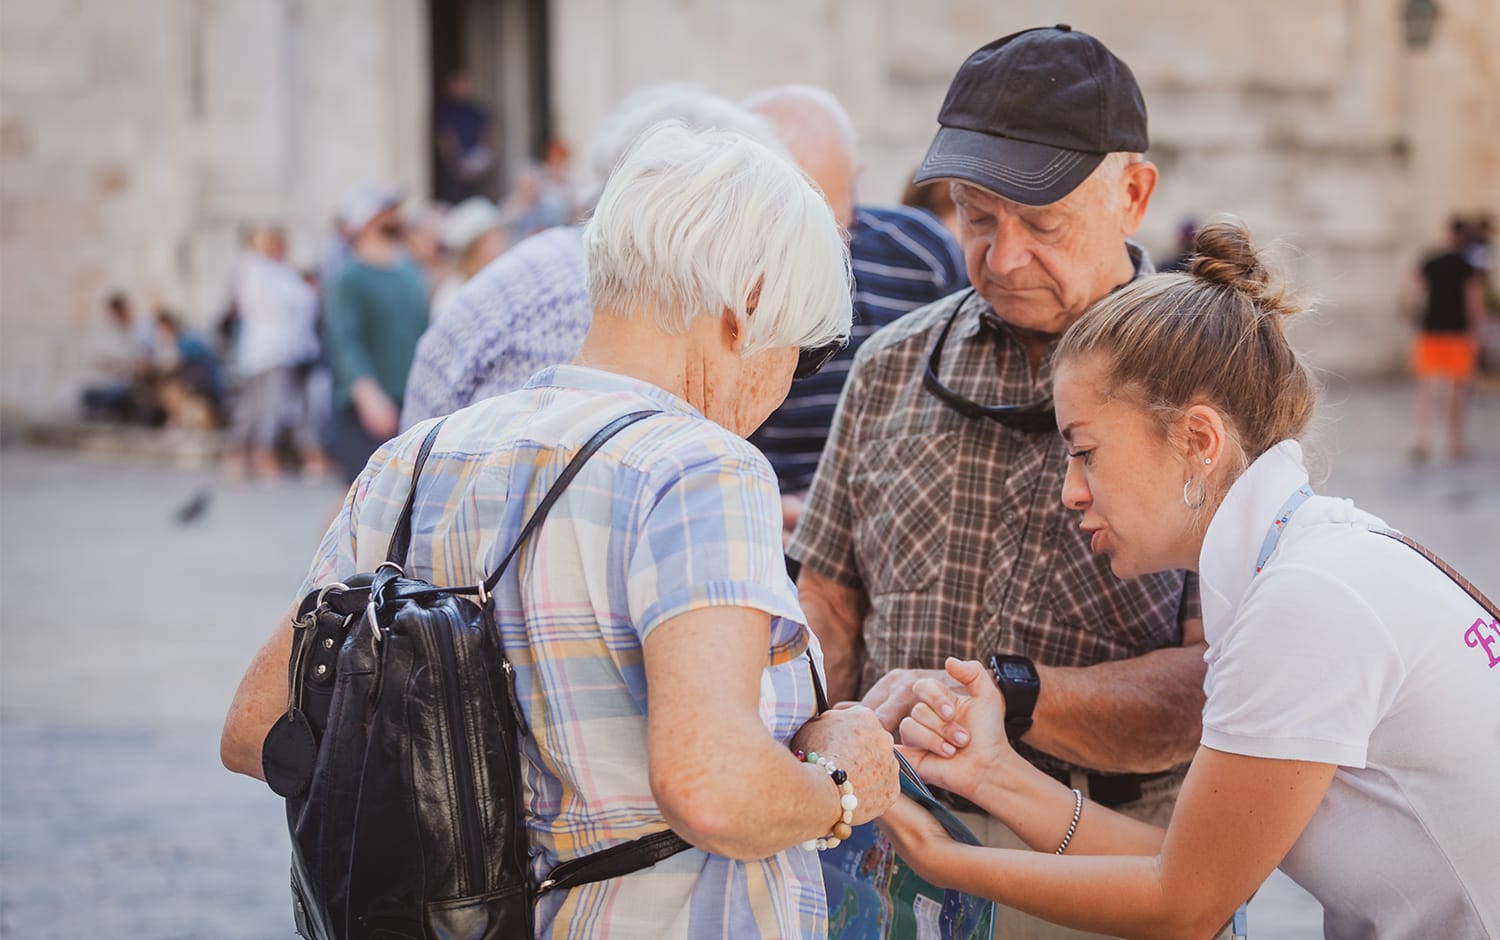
1188;218;1298;320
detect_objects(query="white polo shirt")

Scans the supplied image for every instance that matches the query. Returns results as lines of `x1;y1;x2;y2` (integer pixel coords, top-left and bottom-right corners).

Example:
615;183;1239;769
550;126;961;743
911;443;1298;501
1198;441;1498;940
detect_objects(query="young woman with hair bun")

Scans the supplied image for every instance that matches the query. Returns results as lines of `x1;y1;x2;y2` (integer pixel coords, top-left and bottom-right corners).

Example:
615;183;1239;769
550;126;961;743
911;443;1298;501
881;219;1499;939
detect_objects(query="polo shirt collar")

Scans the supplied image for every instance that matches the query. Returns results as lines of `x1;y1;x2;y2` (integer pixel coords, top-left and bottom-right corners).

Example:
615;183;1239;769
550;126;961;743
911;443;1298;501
526;364;705;419
1198;440;1312;640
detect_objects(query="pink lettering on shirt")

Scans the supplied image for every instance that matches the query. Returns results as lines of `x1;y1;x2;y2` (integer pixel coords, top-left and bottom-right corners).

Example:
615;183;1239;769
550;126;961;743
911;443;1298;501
1464;618;1500;668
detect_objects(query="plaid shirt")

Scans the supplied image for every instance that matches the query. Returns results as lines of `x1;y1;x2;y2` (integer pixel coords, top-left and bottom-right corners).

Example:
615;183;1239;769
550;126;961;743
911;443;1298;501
302;365;826;939
789;244;1199;779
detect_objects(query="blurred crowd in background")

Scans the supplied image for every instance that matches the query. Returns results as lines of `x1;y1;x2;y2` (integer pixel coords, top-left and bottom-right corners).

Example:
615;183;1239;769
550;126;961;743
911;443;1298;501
76;70;1498;491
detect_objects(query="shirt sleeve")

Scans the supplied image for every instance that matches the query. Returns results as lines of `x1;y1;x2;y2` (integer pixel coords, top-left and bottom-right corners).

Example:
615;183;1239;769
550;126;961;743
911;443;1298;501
1178;571;1203;625
1200;563;1405;767
786;348;868;589
627;441;807;658
399;318;464;430
327;272;377;386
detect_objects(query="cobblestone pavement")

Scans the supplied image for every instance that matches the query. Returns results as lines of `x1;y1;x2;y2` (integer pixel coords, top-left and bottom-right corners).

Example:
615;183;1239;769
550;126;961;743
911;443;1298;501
1;378;1494;939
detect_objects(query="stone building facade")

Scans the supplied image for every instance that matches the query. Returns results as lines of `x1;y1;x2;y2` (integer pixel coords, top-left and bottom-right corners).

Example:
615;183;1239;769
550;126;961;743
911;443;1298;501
2;0;1496;418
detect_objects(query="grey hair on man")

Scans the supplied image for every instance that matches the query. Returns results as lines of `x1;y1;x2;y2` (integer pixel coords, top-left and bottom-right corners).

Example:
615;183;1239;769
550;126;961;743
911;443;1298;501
580;83;784;211
743;84;861;230
584;120;852;355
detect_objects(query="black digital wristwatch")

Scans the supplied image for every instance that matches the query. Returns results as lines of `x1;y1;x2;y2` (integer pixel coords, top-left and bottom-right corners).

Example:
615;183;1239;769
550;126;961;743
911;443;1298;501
989;654;1040;743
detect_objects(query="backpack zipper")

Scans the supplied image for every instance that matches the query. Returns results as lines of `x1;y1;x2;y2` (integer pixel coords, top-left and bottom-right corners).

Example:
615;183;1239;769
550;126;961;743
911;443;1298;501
432;618;487;894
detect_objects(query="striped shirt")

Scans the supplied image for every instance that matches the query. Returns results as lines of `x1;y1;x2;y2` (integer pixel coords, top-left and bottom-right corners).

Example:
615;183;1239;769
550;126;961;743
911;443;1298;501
300;364;827;939
750;205;965;492
400;224;591;430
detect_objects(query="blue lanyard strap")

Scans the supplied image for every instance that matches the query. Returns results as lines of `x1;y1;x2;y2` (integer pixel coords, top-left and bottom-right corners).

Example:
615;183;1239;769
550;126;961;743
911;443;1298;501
1254;485;1314;576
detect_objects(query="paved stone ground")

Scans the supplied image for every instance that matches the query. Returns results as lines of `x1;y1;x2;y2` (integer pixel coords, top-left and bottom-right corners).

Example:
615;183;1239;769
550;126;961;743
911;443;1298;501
0;378;1494;939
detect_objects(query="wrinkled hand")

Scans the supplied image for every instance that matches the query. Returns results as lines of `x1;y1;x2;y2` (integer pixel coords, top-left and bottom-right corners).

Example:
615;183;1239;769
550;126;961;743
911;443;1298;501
791;705;899;826
861;667;959;734
875;795;960;887
897;658;1015;802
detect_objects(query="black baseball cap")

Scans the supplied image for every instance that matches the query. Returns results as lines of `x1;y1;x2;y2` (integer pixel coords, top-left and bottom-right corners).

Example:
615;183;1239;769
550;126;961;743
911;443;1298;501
915;25;1148;207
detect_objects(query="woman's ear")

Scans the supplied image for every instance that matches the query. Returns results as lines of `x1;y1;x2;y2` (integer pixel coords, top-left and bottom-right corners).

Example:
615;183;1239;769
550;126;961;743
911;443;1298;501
1181;403;1228;473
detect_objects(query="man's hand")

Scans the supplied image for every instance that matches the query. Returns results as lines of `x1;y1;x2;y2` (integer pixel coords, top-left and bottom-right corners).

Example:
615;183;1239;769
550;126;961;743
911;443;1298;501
861;667;959;734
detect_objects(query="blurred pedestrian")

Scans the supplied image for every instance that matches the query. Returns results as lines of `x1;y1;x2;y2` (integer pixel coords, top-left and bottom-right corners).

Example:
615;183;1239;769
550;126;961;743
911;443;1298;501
152;310;225;429
1157;218;1199;273
501;138;575;241
80;292;161;424
1408;217;1485;463
402;201;451;298
744;85;966;542
326;185;428;481
222;225;332;479
399;84;777;430
435;70;497;203
430;196;505;324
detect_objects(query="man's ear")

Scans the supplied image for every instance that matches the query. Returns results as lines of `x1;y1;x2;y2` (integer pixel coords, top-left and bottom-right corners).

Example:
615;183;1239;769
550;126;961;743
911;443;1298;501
1118;160;1159;237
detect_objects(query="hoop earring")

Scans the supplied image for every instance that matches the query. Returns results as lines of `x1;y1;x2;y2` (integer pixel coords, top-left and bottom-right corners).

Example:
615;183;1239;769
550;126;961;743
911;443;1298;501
1182;477;1207;510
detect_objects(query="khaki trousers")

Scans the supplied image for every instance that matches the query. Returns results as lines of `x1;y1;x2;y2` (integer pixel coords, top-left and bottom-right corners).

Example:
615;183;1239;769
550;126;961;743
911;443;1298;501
952;773;1233;940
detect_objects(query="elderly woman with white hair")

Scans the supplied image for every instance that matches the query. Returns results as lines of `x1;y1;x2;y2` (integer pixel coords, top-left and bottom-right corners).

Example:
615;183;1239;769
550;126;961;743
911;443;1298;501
222;120;900;938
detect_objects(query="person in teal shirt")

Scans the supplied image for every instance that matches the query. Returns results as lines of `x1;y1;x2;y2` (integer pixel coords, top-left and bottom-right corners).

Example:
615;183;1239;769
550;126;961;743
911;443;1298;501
326;184;429;481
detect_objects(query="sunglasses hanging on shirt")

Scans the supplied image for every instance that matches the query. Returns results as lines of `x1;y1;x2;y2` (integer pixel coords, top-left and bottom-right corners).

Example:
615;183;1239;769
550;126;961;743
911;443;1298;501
795;340;846;380
922;290;1057;433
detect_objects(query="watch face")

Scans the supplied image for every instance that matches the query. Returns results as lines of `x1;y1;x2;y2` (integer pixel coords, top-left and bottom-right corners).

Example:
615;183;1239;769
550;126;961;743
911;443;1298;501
1000;662;1035;683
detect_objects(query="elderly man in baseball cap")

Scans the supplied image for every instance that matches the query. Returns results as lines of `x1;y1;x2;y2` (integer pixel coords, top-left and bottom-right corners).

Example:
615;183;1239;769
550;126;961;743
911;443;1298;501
789;27;1211;938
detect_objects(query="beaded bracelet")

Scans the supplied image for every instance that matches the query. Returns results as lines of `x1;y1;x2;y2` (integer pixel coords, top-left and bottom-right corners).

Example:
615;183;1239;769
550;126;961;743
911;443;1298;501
794;750;858;851
1055;787;1083;855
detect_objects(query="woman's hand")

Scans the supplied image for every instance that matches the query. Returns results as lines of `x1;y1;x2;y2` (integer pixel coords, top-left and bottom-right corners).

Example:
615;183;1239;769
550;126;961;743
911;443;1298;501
875;795;963;887
791;705;899;826
897;657;1019;803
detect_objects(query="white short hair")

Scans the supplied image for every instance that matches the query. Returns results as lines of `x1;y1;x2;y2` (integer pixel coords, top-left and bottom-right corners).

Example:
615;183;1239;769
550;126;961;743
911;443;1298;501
580;84;782;210
584;121;852;356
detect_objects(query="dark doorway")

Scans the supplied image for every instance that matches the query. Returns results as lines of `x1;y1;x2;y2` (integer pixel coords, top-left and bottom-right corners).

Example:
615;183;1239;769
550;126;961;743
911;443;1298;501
429;0;550;204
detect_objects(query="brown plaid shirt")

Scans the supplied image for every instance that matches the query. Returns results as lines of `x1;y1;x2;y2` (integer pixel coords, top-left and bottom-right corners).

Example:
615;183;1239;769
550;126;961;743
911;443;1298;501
789;244;1200;778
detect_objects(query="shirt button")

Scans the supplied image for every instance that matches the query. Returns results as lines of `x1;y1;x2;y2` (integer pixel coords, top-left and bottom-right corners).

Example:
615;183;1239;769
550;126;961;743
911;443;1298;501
1003;510;1018;524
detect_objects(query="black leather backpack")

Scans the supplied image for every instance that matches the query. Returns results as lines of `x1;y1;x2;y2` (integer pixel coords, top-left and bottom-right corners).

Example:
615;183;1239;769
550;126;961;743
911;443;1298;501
260;411;690;939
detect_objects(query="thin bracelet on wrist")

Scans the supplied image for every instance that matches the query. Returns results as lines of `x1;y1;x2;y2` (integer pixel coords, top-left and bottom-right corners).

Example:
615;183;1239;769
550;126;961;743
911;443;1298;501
794;750;858;851
1055;787;1083;855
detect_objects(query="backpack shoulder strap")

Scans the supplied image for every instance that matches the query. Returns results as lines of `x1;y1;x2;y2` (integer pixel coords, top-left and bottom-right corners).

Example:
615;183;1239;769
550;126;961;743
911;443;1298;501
1369;527;1498;619
479;409;657;597
385;418;448;566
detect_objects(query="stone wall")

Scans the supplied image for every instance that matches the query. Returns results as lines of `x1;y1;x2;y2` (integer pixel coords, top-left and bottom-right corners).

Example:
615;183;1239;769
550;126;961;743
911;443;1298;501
0;0;428;417
551;0;1500;376
1;0;1495;417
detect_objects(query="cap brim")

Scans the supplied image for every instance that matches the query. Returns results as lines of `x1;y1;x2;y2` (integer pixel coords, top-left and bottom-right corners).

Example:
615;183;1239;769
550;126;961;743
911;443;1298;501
914;126;1104;207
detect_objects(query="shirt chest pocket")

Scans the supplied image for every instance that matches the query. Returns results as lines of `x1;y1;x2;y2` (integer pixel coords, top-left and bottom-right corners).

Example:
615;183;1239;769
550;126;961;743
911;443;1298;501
849;432;957;594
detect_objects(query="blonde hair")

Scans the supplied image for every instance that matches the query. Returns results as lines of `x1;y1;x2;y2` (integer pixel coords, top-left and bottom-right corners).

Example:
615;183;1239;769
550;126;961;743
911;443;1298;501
1056;218;1317;506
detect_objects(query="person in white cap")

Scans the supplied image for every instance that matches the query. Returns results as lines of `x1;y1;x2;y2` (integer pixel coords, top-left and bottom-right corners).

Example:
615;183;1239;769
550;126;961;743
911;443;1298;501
428;196;506;326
